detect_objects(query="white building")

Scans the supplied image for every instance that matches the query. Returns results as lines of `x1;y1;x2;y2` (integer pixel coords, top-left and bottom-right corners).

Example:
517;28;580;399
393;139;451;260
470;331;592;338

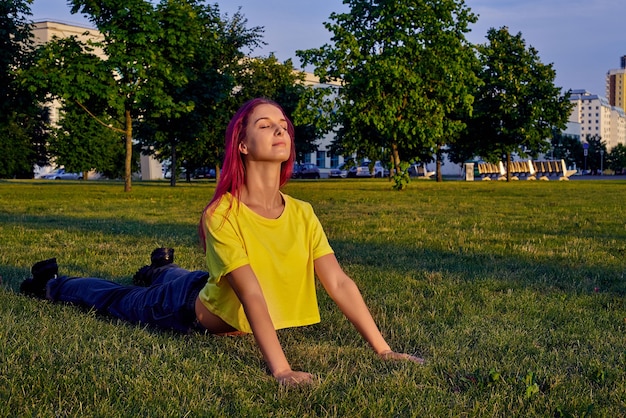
569;89;626;150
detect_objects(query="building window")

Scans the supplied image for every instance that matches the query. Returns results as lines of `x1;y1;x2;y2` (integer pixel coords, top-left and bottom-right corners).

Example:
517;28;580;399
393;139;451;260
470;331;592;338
316;151;326;168
304;153;311;164
330;154;340;168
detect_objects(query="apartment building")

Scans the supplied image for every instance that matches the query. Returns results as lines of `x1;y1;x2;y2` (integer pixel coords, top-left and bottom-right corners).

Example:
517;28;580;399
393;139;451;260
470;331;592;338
606;56;626;111
569;89;626;151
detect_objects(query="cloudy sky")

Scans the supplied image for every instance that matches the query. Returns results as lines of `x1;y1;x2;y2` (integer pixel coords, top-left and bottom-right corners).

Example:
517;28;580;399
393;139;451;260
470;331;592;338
30;0;626;97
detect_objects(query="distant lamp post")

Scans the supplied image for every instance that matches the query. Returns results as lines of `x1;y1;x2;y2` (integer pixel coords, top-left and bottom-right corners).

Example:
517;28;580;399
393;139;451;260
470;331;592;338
600;149;604;175
583;142;589;174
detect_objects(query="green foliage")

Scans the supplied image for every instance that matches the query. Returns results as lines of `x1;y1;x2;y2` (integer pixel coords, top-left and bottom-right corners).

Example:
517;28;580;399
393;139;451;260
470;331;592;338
2;180;626;416
390;160;410;190
49;97;126;177
583;134;608;173
292;85;337;153
523;371;541;399
24;0;255;190
24;0;310;188
454;27;573;165
0;108;49;179
550;130;583;169
135;1;257;185
607;143;626;173
0;0;49;178
231;55;323;163
23;0;165;190
298;0;479;184
0;0;33;101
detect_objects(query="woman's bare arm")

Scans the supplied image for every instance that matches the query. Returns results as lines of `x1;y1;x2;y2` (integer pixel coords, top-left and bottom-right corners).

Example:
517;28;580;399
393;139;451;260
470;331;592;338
314;253;424;363
226;265;315;385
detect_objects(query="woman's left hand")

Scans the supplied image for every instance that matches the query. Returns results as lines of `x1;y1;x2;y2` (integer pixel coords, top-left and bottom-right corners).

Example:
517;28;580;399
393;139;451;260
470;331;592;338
379;350;425;364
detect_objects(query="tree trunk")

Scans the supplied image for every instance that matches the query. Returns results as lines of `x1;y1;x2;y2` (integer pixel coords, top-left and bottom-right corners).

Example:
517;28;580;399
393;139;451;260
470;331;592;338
436;144;443;182
124;109;132;192
170;142;177;187
506;151;512;182
391;142;401;175
215;162;221;183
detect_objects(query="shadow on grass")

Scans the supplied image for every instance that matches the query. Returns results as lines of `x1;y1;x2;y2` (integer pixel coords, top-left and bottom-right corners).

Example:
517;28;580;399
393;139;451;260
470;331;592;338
2;209;624;298
330;239;626;296
0;211;199;288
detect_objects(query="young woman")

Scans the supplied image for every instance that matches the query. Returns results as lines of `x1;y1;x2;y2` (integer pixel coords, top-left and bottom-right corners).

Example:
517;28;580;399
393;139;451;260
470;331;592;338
194;98;422;385
21;98;423;387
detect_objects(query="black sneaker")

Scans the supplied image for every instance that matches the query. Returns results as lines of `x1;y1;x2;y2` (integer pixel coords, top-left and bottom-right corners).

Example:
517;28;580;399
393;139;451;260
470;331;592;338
132;248;174;286
151;247;174;267
20;258;58;298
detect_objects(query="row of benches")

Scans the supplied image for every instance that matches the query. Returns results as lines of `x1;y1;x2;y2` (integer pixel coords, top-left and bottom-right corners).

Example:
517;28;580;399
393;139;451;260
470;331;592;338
409;164;435;179
476;159;577;181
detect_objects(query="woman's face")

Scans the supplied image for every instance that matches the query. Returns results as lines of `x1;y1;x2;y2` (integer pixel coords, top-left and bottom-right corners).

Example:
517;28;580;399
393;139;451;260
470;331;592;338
240;103;291;164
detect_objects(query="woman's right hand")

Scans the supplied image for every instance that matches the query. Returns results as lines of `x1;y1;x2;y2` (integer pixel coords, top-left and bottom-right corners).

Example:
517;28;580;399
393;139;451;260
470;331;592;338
274;370;315;387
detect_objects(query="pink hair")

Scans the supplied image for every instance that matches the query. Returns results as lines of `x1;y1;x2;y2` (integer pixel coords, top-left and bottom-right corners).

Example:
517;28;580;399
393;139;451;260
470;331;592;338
198;98;296;251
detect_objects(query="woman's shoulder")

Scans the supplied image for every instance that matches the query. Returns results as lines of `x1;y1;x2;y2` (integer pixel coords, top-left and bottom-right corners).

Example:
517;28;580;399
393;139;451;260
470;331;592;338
205;193;237;223
283;193;313;210
211;192;237;209
282;193;317;218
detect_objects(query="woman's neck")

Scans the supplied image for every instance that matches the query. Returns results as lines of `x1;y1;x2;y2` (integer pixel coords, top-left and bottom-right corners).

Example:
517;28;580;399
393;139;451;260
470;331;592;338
239;164;284;219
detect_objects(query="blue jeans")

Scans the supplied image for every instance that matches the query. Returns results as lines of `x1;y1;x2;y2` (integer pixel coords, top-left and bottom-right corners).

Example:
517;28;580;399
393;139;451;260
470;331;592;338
46;265;208;333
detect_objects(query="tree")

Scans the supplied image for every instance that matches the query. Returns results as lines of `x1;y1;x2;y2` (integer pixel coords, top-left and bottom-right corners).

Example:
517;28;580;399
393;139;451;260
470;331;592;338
144;51;325;185
0;0;49;178
454;27;572;181
298;0;479;188
607;143;626;174
583;134;607;174
24;0;204;191
136;3;264;186
49;98;128;179
550;130;583;170
230;55;322;164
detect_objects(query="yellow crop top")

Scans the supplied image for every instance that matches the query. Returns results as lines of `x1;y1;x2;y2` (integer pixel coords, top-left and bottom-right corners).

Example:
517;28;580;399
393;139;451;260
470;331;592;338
198;192;334;333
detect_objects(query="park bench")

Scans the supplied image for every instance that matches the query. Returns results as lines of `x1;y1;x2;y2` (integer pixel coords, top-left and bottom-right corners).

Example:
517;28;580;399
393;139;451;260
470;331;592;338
477;159;576;181
530;160;577;181
407;164;435;179
506;160;536;180
477;161;506;181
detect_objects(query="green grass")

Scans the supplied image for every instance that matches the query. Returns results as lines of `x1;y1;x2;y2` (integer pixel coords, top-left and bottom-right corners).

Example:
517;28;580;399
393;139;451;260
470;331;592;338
1;178;625;417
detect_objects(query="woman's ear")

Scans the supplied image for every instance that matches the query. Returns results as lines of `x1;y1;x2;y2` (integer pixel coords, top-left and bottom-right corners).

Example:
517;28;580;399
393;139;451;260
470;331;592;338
238;142;248;155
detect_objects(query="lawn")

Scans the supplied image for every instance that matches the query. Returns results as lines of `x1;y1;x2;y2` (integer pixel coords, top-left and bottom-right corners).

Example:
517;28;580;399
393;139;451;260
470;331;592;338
1;178;625;417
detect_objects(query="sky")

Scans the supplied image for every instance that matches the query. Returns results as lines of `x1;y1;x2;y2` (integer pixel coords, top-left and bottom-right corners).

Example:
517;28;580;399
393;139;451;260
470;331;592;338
30;0;626;97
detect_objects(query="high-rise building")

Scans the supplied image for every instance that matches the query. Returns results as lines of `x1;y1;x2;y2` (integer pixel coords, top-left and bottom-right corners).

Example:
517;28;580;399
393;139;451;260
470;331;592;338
606;55;626;111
